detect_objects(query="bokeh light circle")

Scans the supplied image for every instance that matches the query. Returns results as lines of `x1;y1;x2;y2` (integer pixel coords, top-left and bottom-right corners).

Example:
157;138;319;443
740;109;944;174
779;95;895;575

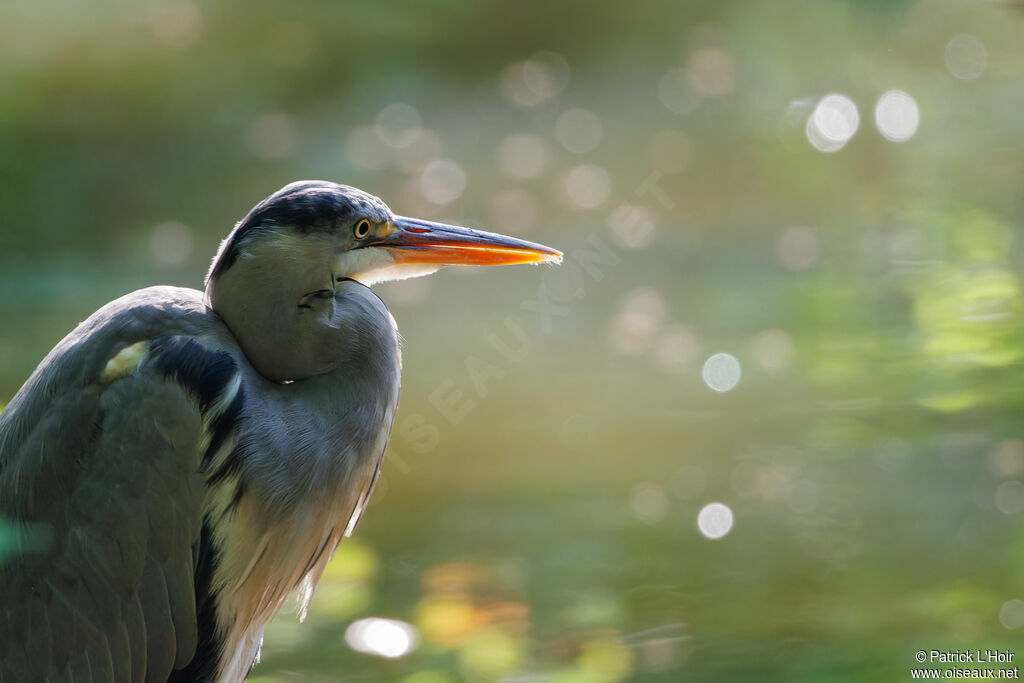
874;90;919;142
375;103;422;149
1000;600;1024;630
702;353;741;392
565;164;611;209
345;618;419;658
501;51;570;108
522;51;571;98
945;34;987;80
995;480;1024;515
805;94;859;153
697;502;734;539
420;160;467;205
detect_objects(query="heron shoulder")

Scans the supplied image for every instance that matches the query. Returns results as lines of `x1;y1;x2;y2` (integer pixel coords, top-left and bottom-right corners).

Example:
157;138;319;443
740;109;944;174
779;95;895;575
26;286;220;384
0;286;232;450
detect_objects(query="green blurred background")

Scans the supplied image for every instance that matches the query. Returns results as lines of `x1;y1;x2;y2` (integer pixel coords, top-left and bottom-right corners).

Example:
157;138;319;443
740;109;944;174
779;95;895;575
4;0;1024;680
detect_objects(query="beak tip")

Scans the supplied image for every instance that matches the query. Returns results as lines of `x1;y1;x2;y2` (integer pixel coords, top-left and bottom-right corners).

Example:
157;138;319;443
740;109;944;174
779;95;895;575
542;250;564;265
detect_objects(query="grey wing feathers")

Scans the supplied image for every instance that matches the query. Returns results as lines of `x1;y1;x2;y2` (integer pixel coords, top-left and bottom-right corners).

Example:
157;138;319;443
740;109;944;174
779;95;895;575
0;287;214;682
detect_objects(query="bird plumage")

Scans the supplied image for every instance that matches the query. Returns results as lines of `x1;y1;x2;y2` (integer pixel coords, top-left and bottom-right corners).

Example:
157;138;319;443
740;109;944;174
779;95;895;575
0;283;399;682
0;180;559;682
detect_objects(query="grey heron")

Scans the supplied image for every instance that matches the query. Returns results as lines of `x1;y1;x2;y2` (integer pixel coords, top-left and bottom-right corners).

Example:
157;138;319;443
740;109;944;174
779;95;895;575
0;180;561;682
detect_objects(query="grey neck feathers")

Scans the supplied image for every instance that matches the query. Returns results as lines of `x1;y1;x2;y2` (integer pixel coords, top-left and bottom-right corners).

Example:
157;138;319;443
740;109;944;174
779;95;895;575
206;243;398;383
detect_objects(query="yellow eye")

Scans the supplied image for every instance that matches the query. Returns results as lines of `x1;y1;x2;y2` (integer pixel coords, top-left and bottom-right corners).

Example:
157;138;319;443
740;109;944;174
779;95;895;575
354;219;371;239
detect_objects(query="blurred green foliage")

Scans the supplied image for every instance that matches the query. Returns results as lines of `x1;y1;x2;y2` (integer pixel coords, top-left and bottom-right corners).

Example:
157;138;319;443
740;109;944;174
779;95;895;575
3;0;1024;680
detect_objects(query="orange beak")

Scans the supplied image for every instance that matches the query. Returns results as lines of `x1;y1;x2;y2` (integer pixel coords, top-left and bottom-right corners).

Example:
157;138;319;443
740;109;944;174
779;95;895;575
372;216;562;267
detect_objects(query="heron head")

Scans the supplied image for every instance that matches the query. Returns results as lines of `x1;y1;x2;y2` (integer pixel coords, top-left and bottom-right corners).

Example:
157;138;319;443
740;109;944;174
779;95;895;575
207;180;561;289
205;181;561;380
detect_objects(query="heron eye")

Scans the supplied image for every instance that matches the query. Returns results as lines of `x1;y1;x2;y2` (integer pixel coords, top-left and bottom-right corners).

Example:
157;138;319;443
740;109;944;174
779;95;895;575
354;219;371;239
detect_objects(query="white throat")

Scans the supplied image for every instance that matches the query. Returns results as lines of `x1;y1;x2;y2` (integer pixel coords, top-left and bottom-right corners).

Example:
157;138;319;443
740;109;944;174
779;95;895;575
335;247;442;286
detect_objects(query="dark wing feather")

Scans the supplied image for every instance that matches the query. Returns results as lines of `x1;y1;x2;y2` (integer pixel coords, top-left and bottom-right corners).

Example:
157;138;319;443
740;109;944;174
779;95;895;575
0;288;216;682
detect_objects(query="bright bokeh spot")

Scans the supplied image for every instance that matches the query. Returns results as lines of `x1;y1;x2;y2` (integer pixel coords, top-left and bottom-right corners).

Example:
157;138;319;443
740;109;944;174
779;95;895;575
702;352;741;392
564;164;611;208
874;90;919;142
995;480;1024;515
375;102;422;149
805;94;859;152
420;159;467;205
945;34;987;80
522;51;571;98
345;618;419;658
999;599;1024;630
501;51;570;108
697;502;734;539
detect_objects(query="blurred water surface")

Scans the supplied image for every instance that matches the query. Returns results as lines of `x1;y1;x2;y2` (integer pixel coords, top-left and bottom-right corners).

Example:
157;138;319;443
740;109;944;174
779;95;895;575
3;0;1024;680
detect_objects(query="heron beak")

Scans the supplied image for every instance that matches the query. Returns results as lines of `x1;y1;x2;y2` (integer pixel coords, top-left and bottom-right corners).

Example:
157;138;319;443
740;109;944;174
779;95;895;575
373;216;562;267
